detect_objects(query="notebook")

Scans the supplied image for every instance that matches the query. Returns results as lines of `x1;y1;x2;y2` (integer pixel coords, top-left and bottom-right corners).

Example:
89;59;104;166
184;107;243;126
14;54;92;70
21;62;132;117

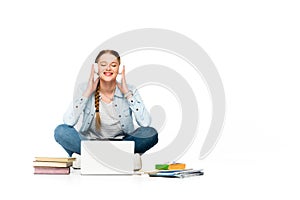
81;140;135;175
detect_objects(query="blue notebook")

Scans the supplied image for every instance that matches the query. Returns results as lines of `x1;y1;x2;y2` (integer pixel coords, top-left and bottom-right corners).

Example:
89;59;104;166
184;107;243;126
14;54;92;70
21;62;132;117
149;169;204;178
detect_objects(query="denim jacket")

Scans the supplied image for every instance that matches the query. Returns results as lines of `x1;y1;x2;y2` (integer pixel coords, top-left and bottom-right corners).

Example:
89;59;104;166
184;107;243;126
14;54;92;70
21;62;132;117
63;83;151;135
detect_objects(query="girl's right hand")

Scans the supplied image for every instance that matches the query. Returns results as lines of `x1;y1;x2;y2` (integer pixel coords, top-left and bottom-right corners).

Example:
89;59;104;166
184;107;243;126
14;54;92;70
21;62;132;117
83;64;99;97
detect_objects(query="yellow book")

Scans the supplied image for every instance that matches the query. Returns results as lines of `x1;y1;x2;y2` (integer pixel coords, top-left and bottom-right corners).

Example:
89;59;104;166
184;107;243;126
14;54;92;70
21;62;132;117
33;161;73;168
168;163;186;170
35;157;76;163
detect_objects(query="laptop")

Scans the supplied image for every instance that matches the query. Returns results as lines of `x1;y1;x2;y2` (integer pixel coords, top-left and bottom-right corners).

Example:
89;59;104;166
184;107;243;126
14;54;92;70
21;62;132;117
81;140;135;175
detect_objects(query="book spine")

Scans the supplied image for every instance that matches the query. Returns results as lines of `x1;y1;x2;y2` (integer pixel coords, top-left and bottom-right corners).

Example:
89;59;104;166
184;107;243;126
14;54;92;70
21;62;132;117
34;167;70;174
33;161;72;168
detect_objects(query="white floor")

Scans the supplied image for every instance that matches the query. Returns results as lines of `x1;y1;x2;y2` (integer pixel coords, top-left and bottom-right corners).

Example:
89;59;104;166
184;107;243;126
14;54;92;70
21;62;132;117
2;149;298;200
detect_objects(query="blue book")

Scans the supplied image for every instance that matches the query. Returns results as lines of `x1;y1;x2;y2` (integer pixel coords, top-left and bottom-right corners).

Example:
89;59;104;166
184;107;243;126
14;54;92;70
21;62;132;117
149;169;204;178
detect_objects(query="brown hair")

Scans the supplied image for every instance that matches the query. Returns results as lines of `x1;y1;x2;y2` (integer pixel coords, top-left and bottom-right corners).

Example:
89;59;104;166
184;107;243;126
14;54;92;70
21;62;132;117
94;50;120;130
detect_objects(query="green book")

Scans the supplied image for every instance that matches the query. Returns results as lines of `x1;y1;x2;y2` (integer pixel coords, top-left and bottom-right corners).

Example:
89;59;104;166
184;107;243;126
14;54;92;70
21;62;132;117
155;164;169;170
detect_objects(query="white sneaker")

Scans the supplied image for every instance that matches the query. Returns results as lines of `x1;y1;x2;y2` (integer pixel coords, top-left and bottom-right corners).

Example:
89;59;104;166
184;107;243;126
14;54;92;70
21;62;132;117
72;153;81;169
133;153;142;171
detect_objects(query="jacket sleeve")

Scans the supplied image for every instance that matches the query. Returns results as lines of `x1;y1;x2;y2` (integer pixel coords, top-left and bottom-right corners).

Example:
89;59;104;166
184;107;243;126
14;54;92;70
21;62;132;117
63;83;89;126
63;96;88;126
127;87;151;127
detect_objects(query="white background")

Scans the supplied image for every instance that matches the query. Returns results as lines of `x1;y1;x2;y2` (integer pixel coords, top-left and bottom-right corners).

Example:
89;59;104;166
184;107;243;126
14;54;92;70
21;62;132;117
0;0;299;199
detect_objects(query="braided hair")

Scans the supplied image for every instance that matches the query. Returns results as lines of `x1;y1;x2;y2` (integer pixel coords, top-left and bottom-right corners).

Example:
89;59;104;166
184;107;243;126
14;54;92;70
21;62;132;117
94;50;120;130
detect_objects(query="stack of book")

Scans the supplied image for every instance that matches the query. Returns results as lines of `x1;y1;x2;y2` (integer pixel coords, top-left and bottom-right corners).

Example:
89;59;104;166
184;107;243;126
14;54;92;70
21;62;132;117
148;163;204;178
33;157;75;175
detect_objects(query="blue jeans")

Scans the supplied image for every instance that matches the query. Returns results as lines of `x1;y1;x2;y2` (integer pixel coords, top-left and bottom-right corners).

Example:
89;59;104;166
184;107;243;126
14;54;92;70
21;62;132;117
54;124;158;156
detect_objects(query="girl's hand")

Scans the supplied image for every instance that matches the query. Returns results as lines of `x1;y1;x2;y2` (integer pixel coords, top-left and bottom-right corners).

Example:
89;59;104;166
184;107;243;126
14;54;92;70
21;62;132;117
83;64;100;97
117;65;129;95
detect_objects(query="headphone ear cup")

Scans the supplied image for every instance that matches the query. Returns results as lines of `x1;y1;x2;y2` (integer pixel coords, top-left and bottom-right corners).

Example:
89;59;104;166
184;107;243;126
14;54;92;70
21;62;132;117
94;63;98;73
93;63;99;81
116;65;122;83
118;65;123;74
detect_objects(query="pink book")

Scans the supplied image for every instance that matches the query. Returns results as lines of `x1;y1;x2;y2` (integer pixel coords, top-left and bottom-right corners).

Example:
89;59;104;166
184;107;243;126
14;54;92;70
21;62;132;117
34;167;70;175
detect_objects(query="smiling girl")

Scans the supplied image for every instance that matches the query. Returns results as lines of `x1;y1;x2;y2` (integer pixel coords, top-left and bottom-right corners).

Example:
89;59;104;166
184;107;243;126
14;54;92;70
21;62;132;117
54;50;158;170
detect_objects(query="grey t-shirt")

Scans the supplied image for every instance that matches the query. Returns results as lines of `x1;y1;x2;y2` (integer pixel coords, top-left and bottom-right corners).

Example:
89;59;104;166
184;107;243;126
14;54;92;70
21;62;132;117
87;100;124;139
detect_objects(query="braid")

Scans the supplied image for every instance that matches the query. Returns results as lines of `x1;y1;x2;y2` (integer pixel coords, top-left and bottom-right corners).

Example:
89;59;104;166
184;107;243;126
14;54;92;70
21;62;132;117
95;81;101;130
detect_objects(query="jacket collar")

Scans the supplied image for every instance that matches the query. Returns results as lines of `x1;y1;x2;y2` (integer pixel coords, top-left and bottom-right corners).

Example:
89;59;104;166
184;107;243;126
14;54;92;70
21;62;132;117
114;86;123;98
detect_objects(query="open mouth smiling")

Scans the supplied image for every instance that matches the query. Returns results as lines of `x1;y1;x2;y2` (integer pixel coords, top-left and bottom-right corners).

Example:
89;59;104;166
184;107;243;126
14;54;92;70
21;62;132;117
103;72;113;76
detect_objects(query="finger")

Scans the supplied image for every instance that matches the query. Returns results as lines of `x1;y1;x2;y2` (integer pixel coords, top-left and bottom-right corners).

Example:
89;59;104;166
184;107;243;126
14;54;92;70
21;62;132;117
122;65;125;74
89;64;95;81
122;65;126;83
94;77;100;84
116;82;122;90
93;78;100;88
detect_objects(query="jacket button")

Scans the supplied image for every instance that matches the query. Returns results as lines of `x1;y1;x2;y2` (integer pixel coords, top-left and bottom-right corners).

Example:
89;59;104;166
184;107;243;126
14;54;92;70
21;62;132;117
136;108;139;111
119;115;121;118
131;100;133;103
115;104;117;107
121;124;124;127
75;106;78;108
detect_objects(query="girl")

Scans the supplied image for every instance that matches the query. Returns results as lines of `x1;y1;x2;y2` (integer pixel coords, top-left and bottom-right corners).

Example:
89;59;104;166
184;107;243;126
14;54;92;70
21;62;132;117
54;50;158;170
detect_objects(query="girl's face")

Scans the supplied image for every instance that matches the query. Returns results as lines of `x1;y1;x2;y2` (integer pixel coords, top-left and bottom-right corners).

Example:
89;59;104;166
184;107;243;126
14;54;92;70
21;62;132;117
97;53;120;82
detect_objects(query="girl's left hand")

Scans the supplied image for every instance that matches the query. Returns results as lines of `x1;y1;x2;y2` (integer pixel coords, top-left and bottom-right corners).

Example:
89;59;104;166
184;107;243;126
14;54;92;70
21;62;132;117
117;65;129;94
